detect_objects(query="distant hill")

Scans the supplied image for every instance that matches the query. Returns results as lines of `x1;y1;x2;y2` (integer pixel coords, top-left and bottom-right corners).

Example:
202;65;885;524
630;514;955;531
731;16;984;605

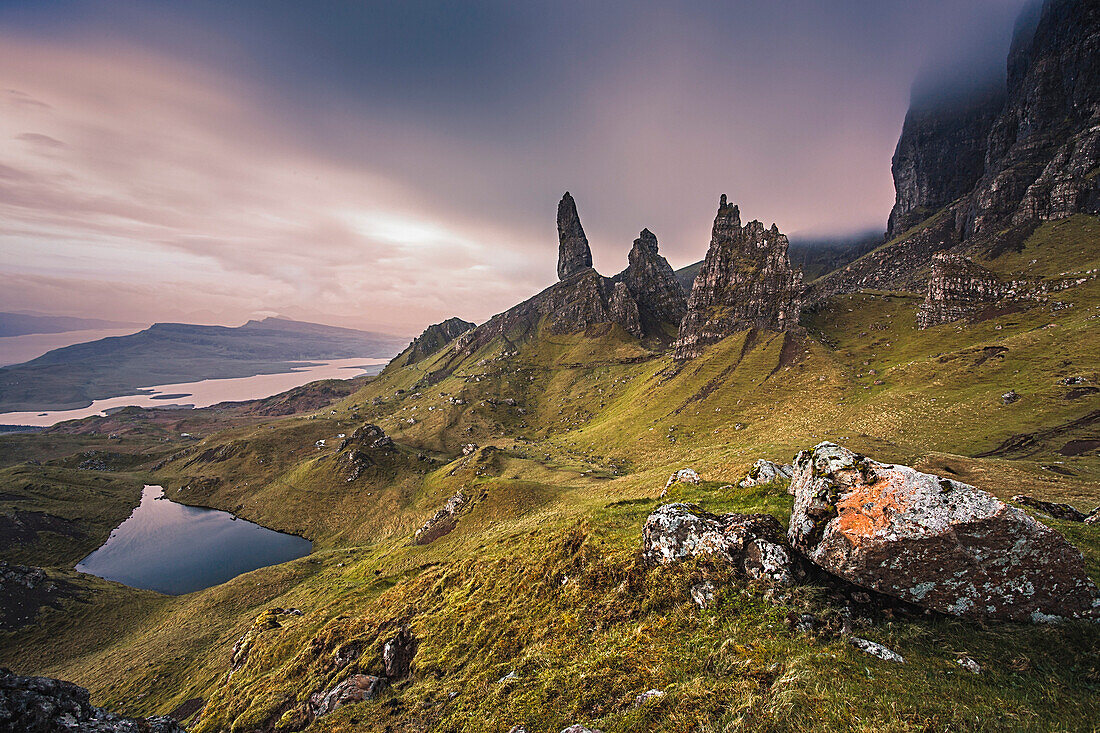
0;312;143;337
0;317;408;412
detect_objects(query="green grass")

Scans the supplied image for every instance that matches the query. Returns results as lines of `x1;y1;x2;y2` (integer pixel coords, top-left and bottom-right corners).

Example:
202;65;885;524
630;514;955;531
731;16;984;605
0;232;1098;731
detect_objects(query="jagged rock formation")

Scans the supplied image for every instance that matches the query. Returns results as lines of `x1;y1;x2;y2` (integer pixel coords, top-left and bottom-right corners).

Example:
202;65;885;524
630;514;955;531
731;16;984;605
916;252;1088;328
453;195;687;358
615;229;688;335
399;317;475;366
788;442;1100;621
673;196;803;360
0;668;185;732
557;192;593;280
811;0;1100;301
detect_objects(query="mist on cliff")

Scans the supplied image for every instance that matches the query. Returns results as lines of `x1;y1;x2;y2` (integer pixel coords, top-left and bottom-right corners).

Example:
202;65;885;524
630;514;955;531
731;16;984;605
0;0;1039;331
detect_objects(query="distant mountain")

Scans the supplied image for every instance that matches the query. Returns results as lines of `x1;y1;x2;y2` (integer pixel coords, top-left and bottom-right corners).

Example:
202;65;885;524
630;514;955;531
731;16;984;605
0;312;143;337
0;317;408;412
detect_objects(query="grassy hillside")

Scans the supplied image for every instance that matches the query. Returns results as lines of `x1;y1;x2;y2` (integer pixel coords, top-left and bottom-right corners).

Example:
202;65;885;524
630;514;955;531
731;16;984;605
0;241;1098;731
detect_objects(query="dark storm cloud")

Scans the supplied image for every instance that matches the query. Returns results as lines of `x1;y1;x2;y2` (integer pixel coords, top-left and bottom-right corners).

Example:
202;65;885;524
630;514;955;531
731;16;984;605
0;0;1031;330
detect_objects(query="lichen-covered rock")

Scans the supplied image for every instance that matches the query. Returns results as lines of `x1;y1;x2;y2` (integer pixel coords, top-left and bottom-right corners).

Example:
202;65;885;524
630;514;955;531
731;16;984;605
381;627;418;678
788;442;1100;621
557;192;593;280
0;668;185;732
673;196;802;360
310;674;385;718
1011;494;1088;522
642;503;799;586
560;726;604;733
738;459;793;489
662;467;701;494
848;637;905;664
414;493;466;545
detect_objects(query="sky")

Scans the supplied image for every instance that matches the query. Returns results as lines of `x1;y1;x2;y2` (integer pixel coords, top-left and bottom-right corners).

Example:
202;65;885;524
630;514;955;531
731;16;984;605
0;0;1030;335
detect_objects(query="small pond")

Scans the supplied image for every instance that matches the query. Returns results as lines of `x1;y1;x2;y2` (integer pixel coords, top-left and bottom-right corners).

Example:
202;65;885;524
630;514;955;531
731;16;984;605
76;485;311;595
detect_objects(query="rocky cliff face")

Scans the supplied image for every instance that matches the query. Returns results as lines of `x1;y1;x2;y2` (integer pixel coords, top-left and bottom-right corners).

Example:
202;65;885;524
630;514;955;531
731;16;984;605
557;192;593;280
969;0;1100;236
887;90;1005;239
673;196;802;360
813;0;1100;304
399;317;476;366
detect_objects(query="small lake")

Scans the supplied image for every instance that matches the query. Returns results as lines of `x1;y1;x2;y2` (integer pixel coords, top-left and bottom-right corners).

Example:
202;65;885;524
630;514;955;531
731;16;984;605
0;357;389;427
76;485;311;595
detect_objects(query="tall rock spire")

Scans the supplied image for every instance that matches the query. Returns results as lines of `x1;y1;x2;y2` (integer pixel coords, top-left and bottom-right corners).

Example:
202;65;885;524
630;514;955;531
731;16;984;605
557;192;593;280
617;228;687;335
673;196;803;360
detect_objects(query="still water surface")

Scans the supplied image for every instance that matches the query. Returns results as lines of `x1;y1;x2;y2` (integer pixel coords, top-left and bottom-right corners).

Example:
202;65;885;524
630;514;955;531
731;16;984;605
0;357;387;427
76;485;311;595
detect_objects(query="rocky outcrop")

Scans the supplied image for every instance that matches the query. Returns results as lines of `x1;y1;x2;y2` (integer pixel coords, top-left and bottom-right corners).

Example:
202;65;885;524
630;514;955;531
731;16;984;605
915;252;1088;328
737;459;793;489
968;0;1100;236
788;442;1100;621
557;192;593;280
0;668;185;732
662;467;701;495
399;317;475;366
916;254;1013;327
642;503;800;586
1011;494;1092;522
414;493;466;545
887;90;1005;239
615;229;688;335
673;196;802;360
309;674;385;718
381;627;418;678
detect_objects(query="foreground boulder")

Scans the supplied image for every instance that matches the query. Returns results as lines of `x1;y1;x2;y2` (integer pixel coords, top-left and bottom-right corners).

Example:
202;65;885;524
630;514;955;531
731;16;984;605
0;668;185;732
643;503;799;586
788;442;1100;622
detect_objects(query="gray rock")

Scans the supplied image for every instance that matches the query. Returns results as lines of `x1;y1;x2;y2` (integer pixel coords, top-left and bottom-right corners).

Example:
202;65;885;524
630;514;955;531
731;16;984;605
788;442;1100;621
381;627;417;678
849;637;905;664
0;668;185;732
662;467;701;494
414;493;467;545
560;726;604;733
642;503;799;586
737;459;793;489
1011;494;1088;522
673;196;803;360
557;192;593;280
310;674;385;717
